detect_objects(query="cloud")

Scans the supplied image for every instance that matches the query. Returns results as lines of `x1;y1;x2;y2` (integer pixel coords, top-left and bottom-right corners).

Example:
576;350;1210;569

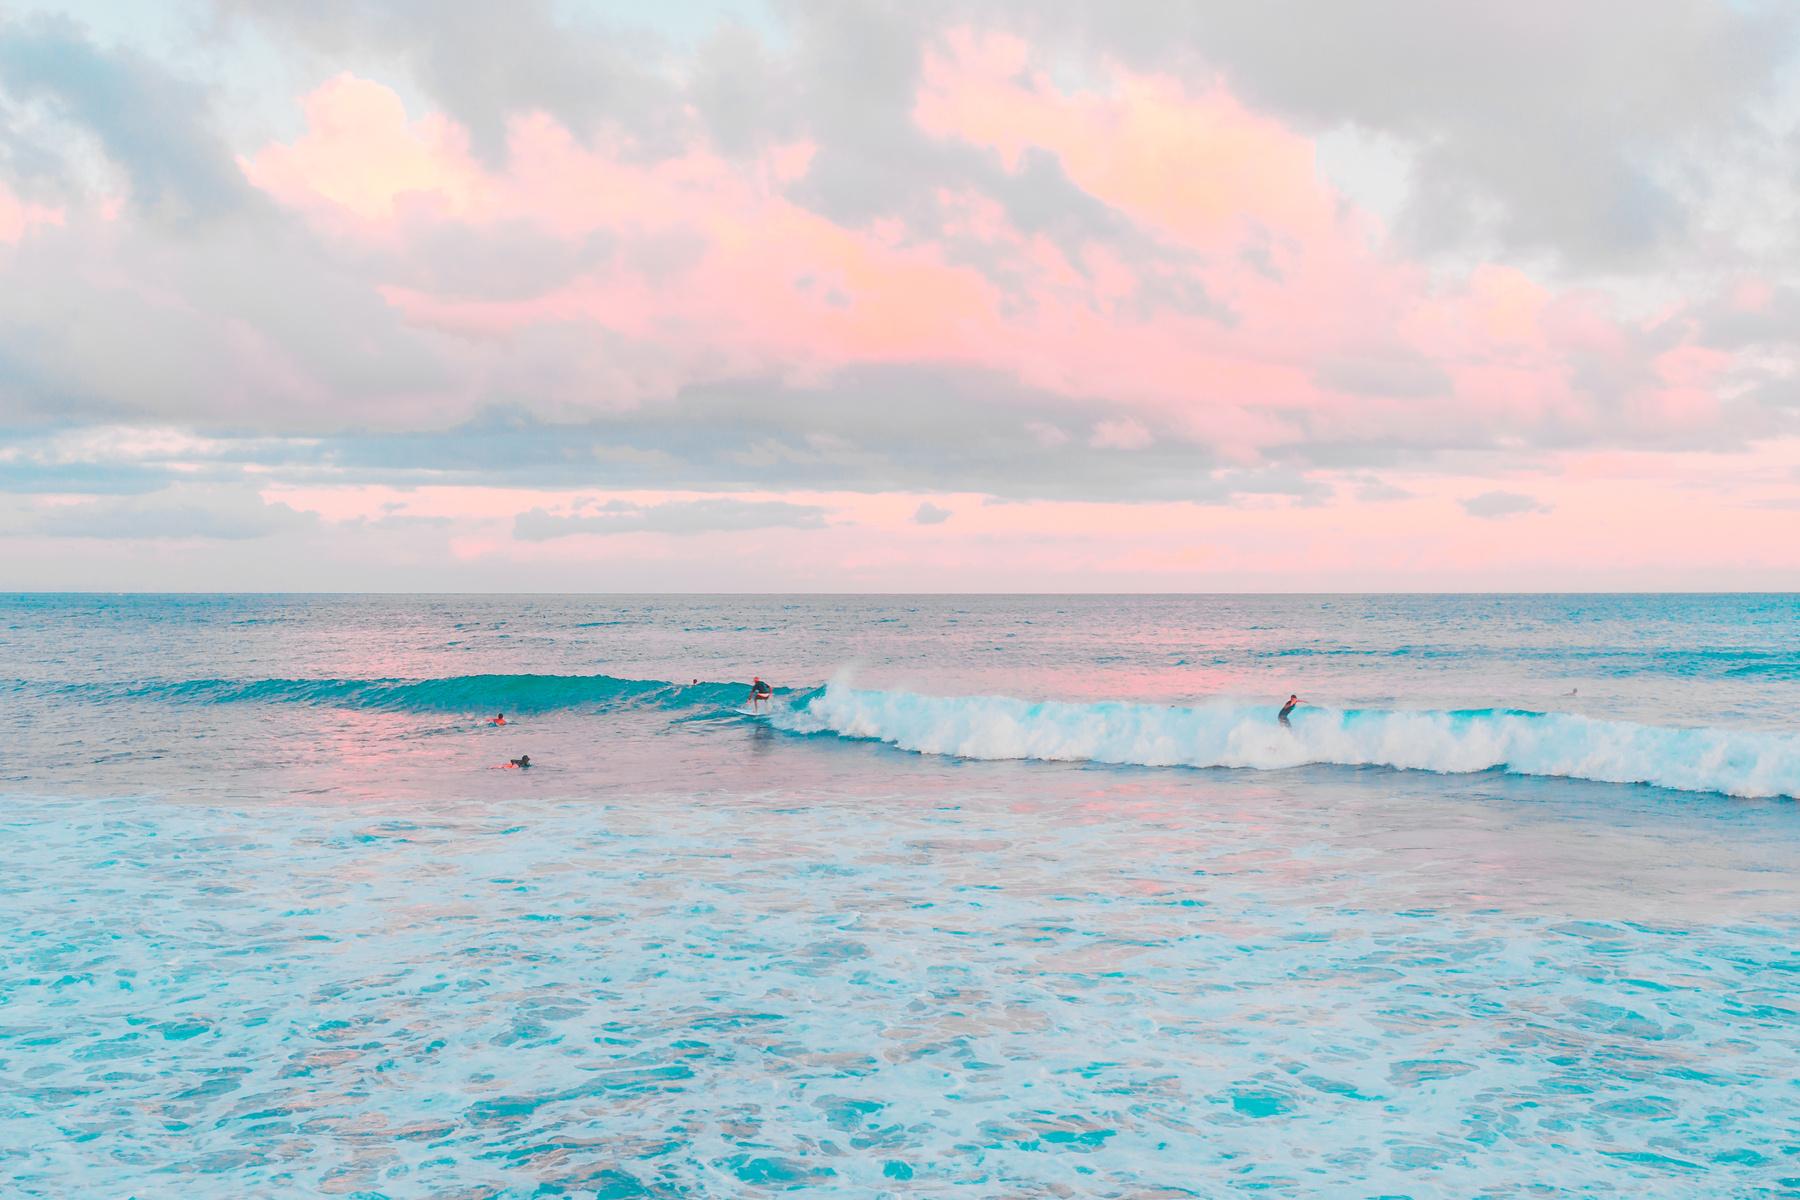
208;0;1799;281
9;39;1785;469
512;497;831;540
690;22;789;158
0;460;177;494
1355;478;1416;502
26;487;316;539
1459;490;1552;519
1315;354;1453;401
0;1;1797;591
0;15;257;223
1089;417;1153;450
911;500;951;524
1003;0;1797;270
320;378;1231;500
211;0;690;164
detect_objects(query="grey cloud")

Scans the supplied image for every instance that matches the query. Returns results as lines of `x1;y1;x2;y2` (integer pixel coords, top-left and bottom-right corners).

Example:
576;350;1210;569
1460;490;1552;518
0;214;452;428
211;0;690;163
911;501;952;524
691;23;789;157
1002;0;1796;271
0;393;1336;509
382;221;617;302
29;489;315;539
351;513;456;530
0;15;257;223
0;458;178;494
1699;299;1800;351
782;0;930;226
330;367;1238;500
1728;377;1800;412
0;364;1330;504
187;357;1602;501
0;427;337;495
1355;478;1416;502
513;498;831;540
1315;354;1453;401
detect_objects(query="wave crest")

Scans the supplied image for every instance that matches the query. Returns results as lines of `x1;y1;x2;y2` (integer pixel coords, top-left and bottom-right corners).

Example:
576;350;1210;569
37;674;759;714
775;684;1800;799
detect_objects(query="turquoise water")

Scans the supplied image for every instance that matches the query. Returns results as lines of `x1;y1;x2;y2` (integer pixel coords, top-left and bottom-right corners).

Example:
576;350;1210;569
4;594;1799;1197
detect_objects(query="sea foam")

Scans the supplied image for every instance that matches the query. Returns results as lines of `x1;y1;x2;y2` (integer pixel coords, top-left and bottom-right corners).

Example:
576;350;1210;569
776;683;1800;799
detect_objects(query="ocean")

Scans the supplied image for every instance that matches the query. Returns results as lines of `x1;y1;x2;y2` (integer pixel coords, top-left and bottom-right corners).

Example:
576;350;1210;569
3;593;1797;1198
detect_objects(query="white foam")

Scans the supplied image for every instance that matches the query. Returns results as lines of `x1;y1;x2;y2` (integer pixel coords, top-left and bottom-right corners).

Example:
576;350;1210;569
776;685;1800;799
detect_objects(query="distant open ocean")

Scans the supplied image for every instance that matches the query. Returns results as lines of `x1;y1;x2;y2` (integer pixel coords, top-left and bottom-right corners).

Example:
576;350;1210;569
4;593;1798;1198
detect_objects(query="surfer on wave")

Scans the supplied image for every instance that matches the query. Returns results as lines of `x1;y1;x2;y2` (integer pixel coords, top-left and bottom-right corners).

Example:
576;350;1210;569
748;677;773;711
1278;695;1300;728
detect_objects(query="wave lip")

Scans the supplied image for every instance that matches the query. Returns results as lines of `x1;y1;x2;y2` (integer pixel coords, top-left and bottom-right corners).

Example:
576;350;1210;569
31;674;766;715
775;684;1800;800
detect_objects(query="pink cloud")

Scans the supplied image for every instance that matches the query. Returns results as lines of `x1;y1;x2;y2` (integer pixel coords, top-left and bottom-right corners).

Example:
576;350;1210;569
237;45;1759;463
0;181;64;245
243;74;492;224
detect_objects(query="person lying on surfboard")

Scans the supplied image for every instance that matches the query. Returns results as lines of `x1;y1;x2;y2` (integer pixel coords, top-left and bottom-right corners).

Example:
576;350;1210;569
489;713;506;725
748;678;773;710
491;754;531;769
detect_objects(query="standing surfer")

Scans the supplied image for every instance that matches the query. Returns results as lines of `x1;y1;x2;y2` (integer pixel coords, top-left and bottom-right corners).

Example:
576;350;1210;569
1278;695;1300;728
748;677;773;711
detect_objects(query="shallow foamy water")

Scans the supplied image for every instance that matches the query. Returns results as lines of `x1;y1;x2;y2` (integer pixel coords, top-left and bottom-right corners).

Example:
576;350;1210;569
6;762;1797;1198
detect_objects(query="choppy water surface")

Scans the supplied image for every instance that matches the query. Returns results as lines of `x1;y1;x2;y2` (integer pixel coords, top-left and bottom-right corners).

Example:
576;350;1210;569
3;594;1798;1197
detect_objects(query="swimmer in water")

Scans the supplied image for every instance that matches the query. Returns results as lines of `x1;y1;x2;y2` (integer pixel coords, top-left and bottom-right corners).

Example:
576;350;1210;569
1278;695;1300;728
748;677;773;710
489;713;506;725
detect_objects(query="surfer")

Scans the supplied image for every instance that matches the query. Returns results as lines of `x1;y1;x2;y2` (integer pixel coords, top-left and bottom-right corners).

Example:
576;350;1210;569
1278;695;1300;728
748;677;773;710
490;754;531;769
489;713;506;725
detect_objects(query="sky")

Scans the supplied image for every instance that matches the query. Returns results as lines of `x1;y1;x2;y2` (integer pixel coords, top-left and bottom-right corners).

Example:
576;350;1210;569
2;0;1799;591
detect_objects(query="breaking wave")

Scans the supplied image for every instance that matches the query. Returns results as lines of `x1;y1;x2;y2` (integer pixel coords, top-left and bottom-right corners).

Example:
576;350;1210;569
775;684;1800;800
23;671;1799;798
25;674;767;715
